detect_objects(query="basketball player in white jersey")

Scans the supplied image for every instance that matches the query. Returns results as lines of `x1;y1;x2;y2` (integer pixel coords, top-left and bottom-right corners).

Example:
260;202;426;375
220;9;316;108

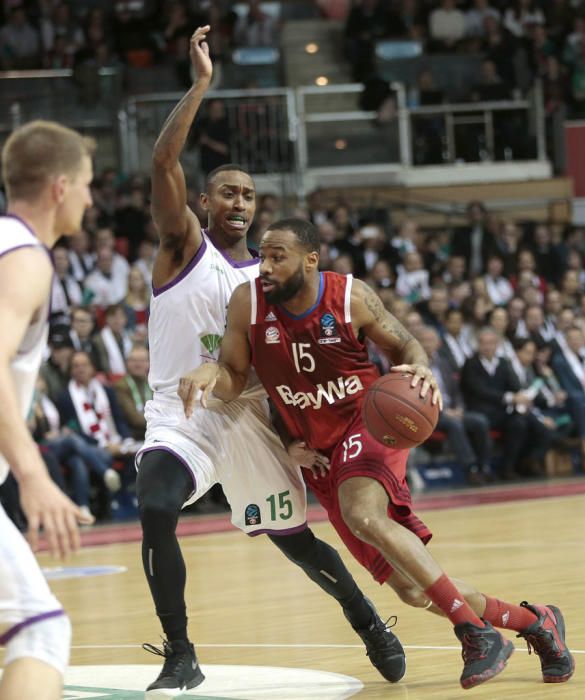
0;121;94;700
136;25;405;698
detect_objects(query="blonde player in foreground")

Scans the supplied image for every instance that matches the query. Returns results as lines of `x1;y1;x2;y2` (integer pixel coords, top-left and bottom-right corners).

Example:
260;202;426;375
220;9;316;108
0;121;94;700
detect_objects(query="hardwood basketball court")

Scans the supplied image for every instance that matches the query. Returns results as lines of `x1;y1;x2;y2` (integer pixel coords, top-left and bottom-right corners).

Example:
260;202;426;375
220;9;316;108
2;484;584;699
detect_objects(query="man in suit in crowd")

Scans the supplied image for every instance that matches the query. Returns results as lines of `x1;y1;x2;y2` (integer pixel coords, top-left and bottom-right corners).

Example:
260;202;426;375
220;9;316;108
419;327;492;485
460;327;533;479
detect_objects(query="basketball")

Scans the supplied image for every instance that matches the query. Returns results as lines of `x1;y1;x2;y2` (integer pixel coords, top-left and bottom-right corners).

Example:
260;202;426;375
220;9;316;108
362;372;440;449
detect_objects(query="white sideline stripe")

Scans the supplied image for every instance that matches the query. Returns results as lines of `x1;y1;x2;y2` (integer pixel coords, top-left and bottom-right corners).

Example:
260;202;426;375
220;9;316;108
71;643;585;654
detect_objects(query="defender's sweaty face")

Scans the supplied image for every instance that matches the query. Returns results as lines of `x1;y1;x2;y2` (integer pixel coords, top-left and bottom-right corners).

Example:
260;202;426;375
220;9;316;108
202;171;256;238
259;229;306;304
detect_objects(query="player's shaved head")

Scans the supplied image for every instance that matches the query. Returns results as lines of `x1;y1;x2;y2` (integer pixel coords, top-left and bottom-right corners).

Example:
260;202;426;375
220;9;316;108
205;163;252;189
266;217;319;253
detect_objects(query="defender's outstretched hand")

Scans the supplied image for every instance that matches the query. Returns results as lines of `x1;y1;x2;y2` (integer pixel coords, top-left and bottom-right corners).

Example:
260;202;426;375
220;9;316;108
179;363;220;415
288;440;330;479
190;25;212;84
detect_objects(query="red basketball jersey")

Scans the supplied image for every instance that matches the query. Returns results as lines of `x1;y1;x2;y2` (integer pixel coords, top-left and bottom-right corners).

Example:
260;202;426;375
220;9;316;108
250;272;381;453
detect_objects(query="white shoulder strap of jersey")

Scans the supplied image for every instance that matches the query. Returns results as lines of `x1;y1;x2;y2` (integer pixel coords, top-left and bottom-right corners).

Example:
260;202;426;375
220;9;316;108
250;279;258;325
344;274;353;323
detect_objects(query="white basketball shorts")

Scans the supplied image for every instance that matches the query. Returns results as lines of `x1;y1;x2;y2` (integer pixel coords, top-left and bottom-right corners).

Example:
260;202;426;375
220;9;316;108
0;503;66;651
136;394;307;535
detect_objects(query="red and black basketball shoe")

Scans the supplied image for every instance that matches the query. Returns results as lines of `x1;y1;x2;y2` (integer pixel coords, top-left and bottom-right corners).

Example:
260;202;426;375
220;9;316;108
454;620;514;689
516;602;575;683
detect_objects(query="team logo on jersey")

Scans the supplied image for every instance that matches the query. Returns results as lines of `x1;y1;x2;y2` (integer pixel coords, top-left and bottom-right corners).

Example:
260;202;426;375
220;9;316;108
265;311;277;322
245;503;261;525
265;326;280;344
200;333;223;354
318;312;341;345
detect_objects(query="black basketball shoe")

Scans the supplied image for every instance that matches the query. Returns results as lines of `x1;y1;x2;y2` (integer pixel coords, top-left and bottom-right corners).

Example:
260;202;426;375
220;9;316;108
345;599;406;682
516;602;575;683
143;638;205;698
455;620;514;689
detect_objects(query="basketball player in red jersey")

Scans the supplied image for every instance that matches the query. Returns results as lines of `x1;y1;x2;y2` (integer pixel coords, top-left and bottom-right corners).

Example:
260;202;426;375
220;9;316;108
179;218;575;690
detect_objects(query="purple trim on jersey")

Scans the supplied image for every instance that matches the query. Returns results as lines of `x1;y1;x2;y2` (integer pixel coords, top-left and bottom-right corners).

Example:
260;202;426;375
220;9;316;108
0;609;65;646
3;214;52;256
247;521;308;537
137;445;197;495
209;235;259;269
151;238;208;298
278;272;324;320
0;243;39;262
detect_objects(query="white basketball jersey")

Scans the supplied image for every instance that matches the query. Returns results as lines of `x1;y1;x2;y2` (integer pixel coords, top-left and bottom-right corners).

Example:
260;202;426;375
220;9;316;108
148;230;262;399
0;217;51;484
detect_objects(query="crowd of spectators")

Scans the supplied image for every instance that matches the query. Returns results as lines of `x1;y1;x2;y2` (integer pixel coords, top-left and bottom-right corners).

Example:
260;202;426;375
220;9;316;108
0;0;281;87
2;165;585;523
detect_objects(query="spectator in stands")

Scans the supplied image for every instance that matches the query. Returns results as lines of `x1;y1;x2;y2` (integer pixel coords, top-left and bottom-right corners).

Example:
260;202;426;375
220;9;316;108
84;247;128;307
483;253;514;306
113;344;152;441
482;14;517;88
516;303;547;345
331;253;355;275
507;295;527;340
531;222;564;285
0;6;40;69
30;377;120;518
450;201;496;276
40;329;74;404
417;284;449;334
50;244;83;326
495;219;524;274
552;325;585;396
370;259;393;289
69;306;95;354
545;0;573;43
489;306;516;362
58;351;138;491
134;239;157;287
404;309;425;338
196;98;231;175
91;304;132;380
419;326;492;485
471;59;511;101
442;254;467;286
235;0;278;47
356;222;396;276
396;0;426;41
111;0;158;66
391;218;420;260
114;186;150;260
503;0;545;40
344;0;393;81
123;266;150;340
395;250;431;304
465;0;500;39
461;326;536;480
559;268;582;308
428;0;466;52
509;338;565;463
541;289;561;341
95;226;131;280
40;2;84;58
441;307;474;372
68;229;95;285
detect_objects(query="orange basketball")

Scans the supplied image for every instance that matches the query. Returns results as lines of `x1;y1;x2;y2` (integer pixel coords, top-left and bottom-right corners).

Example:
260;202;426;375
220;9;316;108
361;372;440;449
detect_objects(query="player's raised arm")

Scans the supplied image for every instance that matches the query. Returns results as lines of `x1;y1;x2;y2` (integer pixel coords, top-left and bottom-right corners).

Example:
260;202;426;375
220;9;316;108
179;282;253;414
351;279;442;407
0;250;92;557
151;25;212;251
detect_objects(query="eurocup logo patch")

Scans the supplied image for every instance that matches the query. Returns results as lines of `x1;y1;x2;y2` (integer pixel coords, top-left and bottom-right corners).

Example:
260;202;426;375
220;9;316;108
245;503;261;525
318;312;341;345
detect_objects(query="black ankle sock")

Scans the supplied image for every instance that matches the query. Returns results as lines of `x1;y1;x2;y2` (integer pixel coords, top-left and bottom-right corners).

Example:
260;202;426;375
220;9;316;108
158;610;188;644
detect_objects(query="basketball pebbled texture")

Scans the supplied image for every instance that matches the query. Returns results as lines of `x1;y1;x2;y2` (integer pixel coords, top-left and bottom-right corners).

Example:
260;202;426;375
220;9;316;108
362;372;440;449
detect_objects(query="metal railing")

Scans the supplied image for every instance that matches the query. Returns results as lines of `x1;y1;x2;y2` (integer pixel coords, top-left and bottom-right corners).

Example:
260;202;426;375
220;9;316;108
0;70;548;203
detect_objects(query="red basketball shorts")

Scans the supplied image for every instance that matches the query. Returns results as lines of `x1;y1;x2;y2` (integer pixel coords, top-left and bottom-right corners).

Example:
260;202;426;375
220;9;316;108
304;413;432;584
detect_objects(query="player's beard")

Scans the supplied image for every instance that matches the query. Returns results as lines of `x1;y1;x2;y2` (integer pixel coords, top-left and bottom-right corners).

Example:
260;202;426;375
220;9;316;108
263;264;305;304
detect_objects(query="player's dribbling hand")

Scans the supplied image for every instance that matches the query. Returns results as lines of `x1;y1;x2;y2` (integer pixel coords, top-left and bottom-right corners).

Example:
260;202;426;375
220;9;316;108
179;364;220;415
19;473;94;560
391;364;444;410
190;25;212;85
288;441;330;479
